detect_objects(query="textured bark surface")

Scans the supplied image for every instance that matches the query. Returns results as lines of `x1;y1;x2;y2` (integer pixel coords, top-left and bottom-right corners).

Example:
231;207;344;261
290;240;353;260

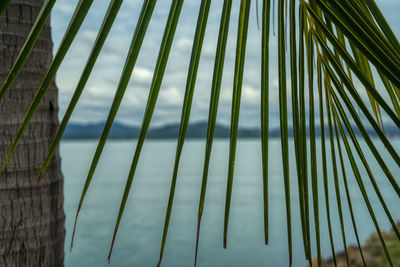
0;0;65;266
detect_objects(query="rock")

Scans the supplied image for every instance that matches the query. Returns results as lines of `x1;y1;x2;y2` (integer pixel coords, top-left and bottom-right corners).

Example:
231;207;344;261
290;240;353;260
312;221;400;267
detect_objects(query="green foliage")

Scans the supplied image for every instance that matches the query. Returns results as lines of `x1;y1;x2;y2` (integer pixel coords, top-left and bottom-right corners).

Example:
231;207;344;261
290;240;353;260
1;0;399;266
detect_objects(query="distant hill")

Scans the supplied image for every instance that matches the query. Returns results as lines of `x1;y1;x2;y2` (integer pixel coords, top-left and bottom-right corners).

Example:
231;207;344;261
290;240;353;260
63;121;260;139
63;122;140;139
62;121;399;140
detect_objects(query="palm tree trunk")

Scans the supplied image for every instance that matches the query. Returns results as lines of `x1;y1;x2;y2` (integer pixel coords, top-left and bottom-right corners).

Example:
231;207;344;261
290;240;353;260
0;0;65;266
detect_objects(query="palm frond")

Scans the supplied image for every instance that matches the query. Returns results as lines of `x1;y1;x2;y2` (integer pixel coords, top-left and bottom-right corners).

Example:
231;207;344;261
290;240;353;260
261;0;271;246
0;0;56;102
1;0;399;265
0;0;11;16
158;0;212;265
69;0;157;250
223;0;251;250
195;1;233;265
107;0;184;261
1;0;94;174
40;0;124;183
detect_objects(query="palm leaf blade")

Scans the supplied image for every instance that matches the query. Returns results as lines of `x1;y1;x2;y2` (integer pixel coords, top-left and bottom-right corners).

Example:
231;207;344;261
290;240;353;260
40;0;124;182
69;0;156;250
107;0;185;261
261;0;271;246
223;0;251;249
0;0;11;16
1;0;94;174
0;0;56;102
157;0;212;265
278;0;292;264
195;0;233;265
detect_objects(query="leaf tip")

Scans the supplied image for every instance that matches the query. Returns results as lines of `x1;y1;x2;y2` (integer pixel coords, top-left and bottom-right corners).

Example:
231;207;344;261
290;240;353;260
156;253;163;267
194;213;203;267
108;230;118;264
1;160;9;177
70;207;82;252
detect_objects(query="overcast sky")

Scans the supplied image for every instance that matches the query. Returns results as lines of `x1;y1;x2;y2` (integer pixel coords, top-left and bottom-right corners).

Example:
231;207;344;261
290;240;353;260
50;0;400;128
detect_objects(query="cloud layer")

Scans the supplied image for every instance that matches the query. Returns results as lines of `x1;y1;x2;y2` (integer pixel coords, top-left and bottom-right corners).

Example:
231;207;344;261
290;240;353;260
51;0;400;128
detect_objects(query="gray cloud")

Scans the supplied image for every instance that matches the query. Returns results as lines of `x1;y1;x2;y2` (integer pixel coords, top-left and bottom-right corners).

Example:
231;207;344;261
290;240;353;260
51;0;400;128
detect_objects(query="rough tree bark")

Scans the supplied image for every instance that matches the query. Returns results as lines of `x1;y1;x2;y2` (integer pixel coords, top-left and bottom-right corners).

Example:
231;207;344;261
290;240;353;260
0;0;65;266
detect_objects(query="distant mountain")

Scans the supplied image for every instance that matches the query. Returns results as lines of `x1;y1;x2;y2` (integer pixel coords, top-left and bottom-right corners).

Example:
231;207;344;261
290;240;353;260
62;121;259;139
147;121;231;139
62;121;399;139
63;122;140;139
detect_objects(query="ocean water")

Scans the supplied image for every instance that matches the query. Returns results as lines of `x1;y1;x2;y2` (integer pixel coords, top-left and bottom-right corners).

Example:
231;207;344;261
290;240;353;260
61;139;400;267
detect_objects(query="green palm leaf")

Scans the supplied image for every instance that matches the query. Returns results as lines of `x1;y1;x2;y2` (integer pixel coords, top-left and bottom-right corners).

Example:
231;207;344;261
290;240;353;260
0;0;56;102
278;0;292;264
107;0;184;261
195;1;233;265
334;125;367;267
157;1;211;265
0;0;11;16
328;91;394;266
298;3;311;260
40;0;124;183
1;0;399;265
223;0;251;249
261;0;271;246
69;0;157;250
325;80;351;267
317;59;337;266
1;0;94;175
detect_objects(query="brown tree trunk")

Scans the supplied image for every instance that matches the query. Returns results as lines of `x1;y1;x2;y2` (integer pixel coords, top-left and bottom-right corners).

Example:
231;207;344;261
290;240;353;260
0;0;65;266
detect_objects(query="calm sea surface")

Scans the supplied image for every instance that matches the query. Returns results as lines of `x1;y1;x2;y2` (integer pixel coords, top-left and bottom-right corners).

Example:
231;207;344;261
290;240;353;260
62;139;400;267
